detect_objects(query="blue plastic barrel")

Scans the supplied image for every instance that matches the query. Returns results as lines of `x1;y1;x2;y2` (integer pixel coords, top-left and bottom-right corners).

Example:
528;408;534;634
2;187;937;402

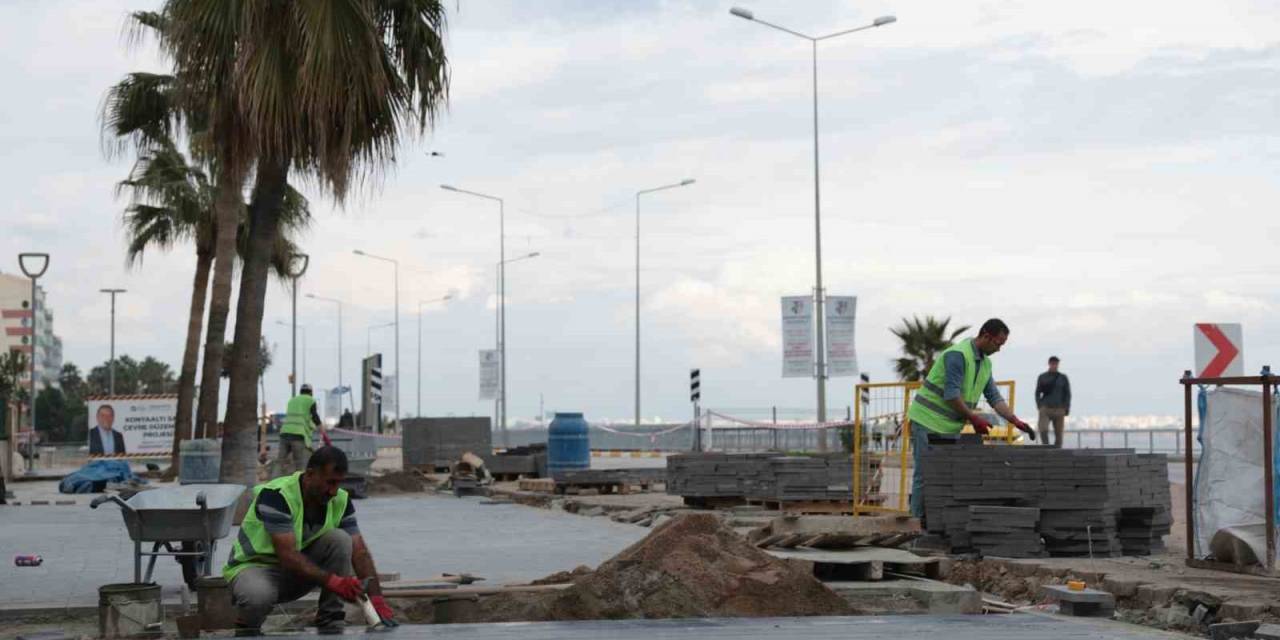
547;412;590;479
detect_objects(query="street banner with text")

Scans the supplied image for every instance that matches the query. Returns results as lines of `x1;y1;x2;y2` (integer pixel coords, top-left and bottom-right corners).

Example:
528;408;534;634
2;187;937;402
825;295;858;377
781;296;814;378
479;349;500;399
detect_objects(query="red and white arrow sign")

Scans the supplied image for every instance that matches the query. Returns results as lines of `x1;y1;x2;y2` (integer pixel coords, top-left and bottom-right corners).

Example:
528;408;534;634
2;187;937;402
1194;323;1243;378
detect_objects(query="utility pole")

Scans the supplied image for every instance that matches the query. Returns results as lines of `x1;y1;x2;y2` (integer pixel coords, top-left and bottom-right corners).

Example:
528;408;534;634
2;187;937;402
99;288;126;395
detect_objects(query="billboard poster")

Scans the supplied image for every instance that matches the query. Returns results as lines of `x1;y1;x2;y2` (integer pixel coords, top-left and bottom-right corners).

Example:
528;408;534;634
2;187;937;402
86;395;177;456
825;295;858;377
781;296;814;378
479;349;500;400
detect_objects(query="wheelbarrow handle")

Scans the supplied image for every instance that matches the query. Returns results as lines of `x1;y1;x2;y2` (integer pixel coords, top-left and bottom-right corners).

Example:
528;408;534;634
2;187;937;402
90;494;130;510
195;491;207;509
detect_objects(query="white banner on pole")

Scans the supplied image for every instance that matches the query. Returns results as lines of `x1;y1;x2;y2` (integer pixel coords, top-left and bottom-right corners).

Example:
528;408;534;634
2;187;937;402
86;395;177;456
825;295;858;378
381;374;397;417
781;296;814;378
479;349;500;400
324;388;342;420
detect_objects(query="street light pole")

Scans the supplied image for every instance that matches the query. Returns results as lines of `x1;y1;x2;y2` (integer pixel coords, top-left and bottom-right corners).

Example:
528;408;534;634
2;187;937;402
367;321;394;357
635;180;695;429
353;250;399;421
285;255;309;397
275;320;308;391
18;253;49;475
729;7;896;449
306;293;345;411
417;294;454;418
99;288;126;395
441;185;507;434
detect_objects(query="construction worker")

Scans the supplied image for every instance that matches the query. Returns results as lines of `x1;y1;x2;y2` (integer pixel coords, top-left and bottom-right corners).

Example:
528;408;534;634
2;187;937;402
906;318;1036;518
278;383;331;476
225;447;396;634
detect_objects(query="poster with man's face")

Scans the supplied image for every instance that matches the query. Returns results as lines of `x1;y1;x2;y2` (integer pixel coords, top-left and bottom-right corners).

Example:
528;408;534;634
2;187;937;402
86;396;177;456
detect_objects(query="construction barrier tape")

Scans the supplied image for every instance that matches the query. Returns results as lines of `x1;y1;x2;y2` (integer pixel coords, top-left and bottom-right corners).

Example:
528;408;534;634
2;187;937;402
706;410;855;431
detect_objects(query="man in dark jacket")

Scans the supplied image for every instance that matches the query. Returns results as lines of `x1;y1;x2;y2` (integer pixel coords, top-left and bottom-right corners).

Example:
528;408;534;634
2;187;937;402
89;404;127;455
1035;356;1071;447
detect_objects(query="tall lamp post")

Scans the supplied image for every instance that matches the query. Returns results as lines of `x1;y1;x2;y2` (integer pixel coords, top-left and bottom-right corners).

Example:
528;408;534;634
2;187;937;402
99;288;127;395
494;252;540;439
18;253;49;475
353;250;399;421
635;179;695;428
285;254;309;397
441;185;507;433
275;320;307;390
416;294;454;418
306;293;345;411
729;6;895;448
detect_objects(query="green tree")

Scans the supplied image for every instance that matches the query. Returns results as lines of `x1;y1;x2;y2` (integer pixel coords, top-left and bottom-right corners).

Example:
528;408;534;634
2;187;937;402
104;26;313;474
0;351;28;436
35;387;71;442
88;355;141;395
59;364;89;442
890;316;970;382
156;0;450;489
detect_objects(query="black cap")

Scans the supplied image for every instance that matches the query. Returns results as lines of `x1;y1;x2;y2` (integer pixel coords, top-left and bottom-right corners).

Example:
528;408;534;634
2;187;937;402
1048;356;1060;363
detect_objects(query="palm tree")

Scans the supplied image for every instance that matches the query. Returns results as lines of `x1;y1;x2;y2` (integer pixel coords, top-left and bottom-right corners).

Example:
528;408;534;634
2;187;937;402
890;316;971;381
157;0;451;489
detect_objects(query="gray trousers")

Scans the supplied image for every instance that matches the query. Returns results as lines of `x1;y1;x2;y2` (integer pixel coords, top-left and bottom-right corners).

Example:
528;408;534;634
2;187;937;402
276;435;311;476
230;529;353;629
909;424;956;519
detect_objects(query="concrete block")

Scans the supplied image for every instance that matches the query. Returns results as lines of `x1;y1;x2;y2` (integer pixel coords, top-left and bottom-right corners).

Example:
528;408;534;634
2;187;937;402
1252;623;1280;640
1058;600;1114;618
826;580;981;615
1135;583;1177;606
1218;600;1269;620
1207;620;1260;640
1041;585;1115;606
1101;577;1141;598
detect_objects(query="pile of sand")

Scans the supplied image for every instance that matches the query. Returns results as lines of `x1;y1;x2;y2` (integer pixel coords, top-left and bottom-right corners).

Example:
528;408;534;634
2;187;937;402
424;513;853;623
366;470;434;495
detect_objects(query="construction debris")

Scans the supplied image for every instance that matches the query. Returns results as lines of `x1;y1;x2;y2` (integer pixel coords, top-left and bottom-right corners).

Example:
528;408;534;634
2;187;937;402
390;512;856;623
365;470;435;495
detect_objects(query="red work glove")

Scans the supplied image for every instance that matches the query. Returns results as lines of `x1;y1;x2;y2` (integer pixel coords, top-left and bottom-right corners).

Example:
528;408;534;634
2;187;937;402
969;414;992;435
370;595;397;625
1011;417;1036;441
324;574;363;602
321;432;333;447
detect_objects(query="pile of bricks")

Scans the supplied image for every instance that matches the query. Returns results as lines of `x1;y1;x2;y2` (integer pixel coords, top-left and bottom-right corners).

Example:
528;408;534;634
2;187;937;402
966;506;1044;557
920;438;1171;557
750;454;859;502
667;452;877;504
666;453;774;499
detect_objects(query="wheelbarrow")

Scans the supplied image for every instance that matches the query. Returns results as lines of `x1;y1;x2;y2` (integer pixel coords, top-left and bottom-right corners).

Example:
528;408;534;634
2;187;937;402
91;484;246;588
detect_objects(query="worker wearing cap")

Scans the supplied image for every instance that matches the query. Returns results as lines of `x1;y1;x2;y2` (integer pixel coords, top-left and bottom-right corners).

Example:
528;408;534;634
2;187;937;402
906;318;1036;518
225;446;396;634
278;383;330;476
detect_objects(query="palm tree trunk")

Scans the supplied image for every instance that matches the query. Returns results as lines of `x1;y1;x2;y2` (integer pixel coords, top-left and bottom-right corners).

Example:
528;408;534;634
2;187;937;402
195;169;245;441
166;245;213;477
221;160;288;488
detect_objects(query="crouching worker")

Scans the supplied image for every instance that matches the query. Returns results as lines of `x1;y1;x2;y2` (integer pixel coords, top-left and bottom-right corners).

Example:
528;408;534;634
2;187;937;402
224;446;395;635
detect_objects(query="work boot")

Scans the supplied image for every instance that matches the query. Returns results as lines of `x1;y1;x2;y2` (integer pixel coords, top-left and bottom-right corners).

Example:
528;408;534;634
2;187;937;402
315;613;346;635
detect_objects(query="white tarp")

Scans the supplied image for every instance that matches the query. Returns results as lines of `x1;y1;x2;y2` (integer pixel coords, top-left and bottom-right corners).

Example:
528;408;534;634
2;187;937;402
1193;386;1280;559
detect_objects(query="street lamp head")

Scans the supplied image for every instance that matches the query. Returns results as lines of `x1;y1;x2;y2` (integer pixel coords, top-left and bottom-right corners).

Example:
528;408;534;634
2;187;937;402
874;15;897;26
352;249;365;256
680;179;696;186
18;253;50;279
305;293;319;299
287;253;309;278
729;6;754;20
440;184;457;192
429;151;445;157
527;252;541;258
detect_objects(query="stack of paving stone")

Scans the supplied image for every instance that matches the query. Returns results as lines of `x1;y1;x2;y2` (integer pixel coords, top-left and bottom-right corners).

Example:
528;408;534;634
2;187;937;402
919;441;1172;557
748;454;857;503
967;506;1044;557
666;453;773;499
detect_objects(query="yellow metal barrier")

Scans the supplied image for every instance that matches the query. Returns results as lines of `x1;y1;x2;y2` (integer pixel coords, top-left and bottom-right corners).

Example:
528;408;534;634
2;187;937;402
852;379;1020;515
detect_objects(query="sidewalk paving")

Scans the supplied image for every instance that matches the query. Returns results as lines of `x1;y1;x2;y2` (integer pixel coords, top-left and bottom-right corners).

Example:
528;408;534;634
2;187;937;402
0;485;647;610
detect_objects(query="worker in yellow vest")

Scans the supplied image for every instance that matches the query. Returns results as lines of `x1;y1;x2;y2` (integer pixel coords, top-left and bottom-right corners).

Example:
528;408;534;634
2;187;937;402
225;447;395;634
906;318;1036;518
277;384;331;476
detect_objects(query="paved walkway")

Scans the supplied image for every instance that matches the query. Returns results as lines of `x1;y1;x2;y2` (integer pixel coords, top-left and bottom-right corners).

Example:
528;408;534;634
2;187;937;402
270;615;1187;639
0;490;646;609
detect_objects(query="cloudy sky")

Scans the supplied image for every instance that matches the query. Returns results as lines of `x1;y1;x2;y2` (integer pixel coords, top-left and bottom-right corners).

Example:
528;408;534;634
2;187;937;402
2;0;1278;426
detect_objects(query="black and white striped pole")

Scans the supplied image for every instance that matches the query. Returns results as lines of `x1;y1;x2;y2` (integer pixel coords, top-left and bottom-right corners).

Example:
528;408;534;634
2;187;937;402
690;368;701;451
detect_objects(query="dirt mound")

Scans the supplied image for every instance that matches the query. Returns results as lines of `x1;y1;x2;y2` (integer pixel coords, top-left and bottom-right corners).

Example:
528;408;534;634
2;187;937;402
367;470;434;494
391;513;853;624
546;512;853;619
